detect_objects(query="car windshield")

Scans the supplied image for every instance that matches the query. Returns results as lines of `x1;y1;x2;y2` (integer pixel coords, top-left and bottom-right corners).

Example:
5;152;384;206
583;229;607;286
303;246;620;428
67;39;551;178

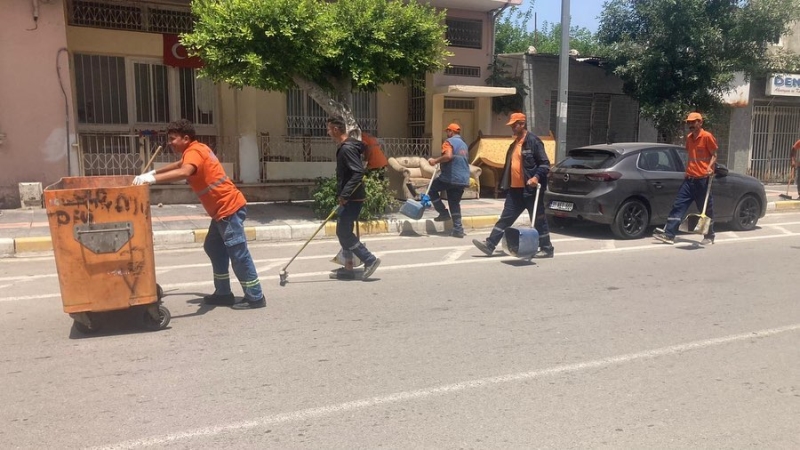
558;150;616;169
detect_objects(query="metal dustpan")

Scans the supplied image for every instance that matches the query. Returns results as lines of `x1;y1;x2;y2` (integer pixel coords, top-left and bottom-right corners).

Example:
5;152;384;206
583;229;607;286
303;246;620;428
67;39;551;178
679;175;713;235
502;184;541;260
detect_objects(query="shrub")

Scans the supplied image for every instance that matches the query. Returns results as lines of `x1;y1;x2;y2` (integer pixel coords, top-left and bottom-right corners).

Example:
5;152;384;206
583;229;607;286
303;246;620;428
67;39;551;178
311;170;398;220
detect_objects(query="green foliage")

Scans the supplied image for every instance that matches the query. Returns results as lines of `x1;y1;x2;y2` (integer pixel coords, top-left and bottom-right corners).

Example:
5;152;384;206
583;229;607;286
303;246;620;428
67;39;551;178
494;5;604;56
184;0;450;94
597;0;800;140
486;58;527;115
311;171;397;221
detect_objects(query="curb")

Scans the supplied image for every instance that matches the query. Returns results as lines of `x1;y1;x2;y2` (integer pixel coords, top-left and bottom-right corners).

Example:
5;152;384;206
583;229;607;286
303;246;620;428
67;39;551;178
7;201;800;257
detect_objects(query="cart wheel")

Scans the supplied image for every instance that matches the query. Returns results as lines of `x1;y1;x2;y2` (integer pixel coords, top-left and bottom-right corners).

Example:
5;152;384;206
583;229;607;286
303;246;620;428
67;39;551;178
156;283;164;300
72;314;101;334
143;305;171;331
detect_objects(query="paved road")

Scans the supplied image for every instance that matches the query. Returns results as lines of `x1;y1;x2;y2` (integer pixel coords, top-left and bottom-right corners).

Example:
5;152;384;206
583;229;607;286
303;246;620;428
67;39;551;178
2;214;800;449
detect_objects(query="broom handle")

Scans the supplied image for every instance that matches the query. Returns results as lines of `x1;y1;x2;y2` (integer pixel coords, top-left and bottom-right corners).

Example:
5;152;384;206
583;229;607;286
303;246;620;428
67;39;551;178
142;146;163;174
531;183;541;229
423;164;439;196
700;174;713;215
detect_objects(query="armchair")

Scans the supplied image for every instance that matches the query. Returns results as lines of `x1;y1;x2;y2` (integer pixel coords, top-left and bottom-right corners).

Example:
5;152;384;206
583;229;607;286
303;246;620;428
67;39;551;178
386;156;481;200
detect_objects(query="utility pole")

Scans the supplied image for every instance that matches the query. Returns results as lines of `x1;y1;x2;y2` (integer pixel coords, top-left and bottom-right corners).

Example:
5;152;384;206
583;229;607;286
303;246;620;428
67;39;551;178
556;0;570;162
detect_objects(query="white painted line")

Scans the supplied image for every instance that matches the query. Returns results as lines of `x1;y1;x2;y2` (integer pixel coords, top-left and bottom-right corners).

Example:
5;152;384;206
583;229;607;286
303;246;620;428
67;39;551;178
90;322;800;450
774;226;793;235
442;249;467;262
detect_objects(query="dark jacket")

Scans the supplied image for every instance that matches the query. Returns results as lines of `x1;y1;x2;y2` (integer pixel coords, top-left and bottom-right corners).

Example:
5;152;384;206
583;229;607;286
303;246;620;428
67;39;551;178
499;131;550;197
336;138;367;201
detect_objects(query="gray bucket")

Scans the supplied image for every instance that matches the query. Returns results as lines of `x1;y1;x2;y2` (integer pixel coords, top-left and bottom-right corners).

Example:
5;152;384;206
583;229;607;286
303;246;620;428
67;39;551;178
502;227;539;260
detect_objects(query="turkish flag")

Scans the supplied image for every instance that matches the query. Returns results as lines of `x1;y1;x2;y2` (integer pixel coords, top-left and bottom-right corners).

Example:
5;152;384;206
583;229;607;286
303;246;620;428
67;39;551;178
163;34;203;68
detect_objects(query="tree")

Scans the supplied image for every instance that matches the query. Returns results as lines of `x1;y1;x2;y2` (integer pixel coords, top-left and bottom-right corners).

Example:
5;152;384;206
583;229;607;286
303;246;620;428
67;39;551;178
182;0;450;136
598;0;800;141
495;4;604;56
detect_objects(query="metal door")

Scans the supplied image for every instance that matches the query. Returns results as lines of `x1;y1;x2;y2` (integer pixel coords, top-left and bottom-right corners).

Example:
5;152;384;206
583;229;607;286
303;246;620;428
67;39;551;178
750;102;800;182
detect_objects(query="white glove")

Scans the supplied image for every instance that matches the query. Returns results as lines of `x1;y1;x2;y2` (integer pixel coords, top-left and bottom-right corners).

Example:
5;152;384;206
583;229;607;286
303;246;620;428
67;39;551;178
132;173;156;185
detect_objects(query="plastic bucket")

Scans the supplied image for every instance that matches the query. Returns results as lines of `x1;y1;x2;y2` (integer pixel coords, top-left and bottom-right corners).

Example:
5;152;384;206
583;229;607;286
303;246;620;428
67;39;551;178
399;199;425;220
502;227;539;259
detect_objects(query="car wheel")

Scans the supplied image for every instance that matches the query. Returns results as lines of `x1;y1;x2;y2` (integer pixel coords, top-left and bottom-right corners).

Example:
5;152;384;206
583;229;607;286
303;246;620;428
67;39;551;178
611;199;650;239
729;194;760;231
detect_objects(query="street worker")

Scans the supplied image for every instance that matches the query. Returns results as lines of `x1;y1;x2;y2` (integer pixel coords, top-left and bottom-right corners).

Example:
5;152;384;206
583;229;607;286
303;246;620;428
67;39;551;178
361;132;388;174
133;119;265;310
427;123;470;238
472;112;554;258
326;116;381;280
792;139;800;199
653;112;718;245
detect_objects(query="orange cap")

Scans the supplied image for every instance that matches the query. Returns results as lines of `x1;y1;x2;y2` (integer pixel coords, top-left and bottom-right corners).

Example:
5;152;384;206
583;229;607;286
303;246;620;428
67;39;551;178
445;123;461;133
686;112;703;122
505;112;527;126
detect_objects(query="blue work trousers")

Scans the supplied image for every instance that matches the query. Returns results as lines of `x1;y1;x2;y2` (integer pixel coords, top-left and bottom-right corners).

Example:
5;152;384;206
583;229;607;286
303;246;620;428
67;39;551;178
204;206;263;301
486;187;552;251
663;177;715;239
336;201;376;265
429;178;465;233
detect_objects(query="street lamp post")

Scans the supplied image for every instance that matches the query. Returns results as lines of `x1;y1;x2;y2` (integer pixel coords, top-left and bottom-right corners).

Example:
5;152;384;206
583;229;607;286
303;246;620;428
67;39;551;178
556;0;570;162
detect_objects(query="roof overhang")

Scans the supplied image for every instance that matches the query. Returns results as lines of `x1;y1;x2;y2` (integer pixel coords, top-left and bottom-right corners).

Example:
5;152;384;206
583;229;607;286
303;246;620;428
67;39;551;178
433;85;517;98
427;0;523;13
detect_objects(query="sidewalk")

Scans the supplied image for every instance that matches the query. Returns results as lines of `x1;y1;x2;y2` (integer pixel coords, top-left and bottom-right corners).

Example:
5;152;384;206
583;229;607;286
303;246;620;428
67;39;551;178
2;184;799;257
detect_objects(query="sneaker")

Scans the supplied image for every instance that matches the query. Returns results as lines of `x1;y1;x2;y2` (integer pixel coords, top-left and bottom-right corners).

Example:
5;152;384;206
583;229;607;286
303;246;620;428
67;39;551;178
450;230;465;238
700;236;715;245
653;231;674;245
533;249;554;258
472;239;495;256
433;213;451;222
231;296;266;310
203;292;236;306
329;268;356;280
362;258;381;279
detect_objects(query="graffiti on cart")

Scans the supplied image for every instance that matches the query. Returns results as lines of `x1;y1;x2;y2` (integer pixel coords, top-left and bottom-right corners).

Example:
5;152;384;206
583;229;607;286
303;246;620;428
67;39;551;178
49;189;148;226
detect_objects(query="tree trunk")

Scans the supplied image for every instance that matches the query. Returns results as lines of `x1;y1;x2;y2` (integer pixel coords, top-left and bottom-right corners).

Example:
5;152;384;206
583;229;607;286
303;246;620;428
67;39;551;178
293;77;362;140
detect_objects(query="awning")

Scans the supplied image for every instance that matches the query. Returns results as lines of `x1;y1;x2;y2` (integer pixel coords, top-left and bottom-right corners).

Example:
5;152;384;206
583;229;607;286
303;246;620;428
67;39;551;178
433;85;517;98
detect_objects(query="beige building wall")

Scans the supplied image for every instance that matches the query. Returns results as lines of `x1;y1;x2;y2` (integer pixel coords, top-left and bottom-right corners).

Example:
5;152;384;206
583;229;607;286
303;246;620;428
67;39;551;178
376;84;409;138
0;0;74;208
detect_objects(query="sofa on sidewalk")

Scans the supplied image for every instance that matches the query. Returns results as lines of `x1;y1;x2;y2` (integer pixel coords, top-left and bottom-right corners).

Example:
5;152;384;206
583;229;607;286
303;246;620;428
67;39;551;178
386;156;481;201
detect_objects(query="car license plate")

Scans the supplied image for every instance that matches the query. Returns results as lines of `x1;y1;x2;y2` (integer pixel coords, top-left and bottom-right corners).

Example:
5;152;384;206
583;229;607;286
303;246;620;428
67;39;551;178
549;201;574;212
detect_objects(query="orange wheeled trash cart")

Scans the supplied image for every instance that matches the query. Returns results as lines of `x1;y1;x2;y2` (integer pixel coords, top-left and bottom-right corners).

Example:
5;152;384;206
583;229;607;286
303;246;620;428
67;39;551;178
44;175;170;334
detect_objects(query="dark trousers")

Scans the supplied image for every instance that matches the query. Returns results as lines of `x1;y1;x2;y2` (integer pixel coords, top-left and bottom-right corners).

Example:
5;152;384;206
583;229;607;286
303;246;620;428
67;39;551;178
336;201;376;265
486;188;552;251
663;177;714;239
428;178;465;233
795;167;800;196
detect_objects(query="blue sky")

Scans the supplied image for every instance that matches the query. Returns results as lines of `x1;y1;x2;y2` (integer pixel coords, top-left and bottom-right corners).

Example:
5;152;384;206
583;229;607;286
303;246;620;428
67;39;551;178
521;0;605;33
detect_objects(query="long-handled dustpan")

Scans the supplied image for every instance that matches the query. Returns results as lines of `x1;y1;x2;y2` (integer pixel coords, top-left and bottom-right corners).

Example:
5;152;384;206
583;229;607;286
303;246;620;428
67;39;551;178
502;184;542;260
679;175;713;235
779;169;795;200
399;164;439;220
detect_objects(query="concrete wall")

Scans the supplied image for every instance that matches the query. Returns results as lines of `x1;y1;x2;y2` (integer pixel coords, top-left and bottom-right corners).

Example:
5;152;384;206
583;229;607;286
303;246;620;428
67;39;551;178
0;0;74;208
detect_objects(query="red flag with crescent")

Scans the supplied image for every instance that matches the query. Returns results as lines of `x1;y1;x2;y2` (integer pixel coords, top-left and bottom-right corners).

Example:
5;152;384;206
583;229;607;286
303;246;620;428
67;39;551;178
163;34;203;68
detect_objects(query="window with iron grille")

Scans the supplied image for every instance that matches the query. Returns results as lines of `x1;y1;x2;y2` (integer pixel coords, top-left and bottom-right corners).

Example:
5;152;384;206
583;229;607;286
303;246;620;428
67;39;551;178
179;68;215;125
446;18;482;49
286;90;377;137
444;98;475;110
134;62;170;124
67;0;193;34
409;74;426;138
74;54;128;125
444;65;481;78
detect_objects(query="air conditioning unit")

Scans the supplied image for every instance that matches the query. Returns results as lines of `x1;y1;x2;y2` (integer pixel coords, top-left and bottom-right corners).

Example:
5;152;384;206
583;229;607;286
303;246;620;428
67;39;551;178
19;182;43;208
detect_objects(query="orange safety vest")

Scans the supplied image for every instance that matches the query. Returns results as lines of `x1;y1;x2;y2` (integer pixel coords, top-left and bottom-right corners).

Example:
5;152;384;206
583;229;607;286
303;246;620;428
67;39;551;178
182;141;246;220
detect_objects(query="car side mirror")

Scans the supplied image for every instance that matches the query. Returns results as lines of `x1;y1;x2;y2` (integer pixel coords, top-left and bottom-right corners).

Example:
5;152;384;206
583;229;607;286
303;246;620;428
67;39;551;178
714;164;729;178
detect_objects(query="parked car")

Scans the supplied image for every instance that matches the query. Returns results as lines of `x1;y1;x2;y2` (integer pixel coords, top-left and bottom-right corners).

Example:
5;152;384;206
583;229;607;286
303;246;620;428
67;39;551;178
544;142;767;239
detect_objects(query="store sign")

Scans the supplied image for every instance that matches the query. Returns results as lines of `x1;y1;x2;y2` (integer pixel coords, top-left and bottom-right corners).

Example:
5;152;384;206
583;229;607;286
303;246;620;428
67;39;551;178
163;34;203;69
766;73;800;97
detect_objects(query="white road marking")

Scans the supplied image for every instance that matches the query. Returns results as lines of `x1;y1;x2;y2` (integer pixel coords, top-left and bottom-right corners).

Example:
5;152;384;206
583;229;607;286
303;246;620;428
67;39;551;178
3;231;800;303
90;322;800;449
774;226;793;235
443;249;467;262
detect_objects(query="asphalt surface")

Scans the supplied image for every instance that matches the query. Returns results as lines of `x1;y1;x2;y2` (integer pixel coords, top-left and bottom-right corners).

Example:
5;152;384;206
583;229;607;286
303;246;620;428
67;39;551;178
1;211;800;449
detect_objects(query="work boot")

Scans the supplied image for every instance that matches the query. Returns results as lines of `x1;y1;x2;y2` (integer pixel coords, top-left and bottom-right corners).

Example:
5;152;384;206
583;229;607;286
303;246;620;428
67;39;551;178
329;268;357;280
203;292;236;306
450;229;465;238
700;236;715;245
433;212;451;222
533;248;554;258
231;296;266;310
472;239;495;256
362;258;381;280
652;231;674;245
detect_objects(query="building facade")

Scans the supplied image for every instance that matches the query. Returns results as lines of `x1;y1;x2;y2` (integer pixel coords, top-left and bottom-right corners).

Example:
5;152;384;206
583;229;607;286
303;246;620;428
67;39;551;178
0;0;519;208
